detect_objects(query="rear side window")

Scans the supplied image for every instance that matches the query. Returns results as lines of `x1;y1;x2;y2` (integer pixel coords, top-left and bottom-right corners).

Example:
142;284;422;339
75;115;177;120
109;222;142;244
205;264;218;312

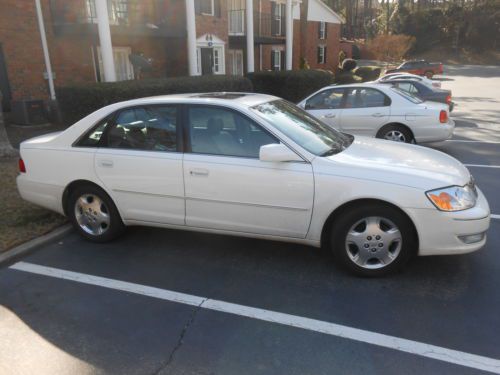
305;89;344;110
75;117;110;147
344;88;390;108
103;106;178;152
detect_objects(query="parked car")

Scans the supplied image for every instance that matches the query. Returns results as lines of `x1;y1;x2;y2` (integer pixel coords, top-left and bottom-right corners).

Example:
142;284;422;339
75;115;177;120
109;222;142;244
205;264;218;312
377;79;454;111
298;83;454;143
386;60;443;78
17;93;490;276
377;72;441;88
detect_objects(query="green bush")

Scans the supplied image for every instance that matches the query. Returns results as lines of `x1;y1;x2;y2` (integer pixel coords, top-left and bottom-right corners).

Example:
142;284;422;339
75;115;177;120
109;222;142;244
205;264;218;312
353;66;382;82
248;69;335;103
57;75;253;124
335;72;363;84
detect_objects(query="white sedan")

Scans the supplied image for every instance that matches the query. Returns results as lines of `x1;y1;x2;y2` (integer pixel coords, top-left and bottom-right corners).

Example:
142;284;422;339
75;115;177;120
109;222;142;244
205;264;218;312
298;83;454;143
17;93;489;276
377;72;442;88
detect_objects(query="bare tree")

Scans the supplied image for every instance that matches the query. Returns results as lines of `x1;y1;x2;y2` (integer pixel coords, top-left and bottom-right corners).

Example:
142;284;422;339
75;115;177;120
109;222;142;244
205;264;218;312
0;92;17;158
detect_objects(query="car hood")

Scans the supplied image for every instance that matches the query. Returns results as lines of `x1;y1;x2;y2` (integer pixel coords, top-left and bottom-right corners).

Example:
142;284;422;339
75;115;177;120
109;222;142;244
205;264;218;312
321;137;470;190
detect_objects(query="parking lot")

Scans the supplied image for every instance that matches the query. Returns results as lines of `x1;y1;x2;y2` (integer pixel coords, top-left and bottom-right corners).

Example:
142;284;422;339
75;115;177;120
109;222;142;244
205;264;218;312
1;65;500;375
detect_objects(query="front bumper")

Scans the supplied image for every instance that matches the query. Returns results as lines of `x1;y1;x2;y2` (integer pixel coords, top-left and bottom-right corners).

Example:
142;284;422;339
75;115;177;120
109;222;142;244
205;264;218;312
406;188;490;256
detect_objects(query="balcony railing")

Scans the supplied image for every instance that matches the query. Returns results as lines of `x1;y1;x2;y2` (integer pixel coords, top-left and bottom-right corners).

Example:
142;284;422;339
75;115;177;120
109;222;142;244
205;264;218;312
49;0;185;38
228;9;286;39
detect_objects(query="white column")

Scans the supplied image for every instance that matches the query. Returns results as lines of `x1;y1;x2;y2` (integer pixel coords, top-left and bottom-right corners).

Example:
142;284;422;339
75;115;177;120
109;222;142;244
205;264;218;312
285;0;293;70
185;0;198;76
95;0;116;82
35;0;55;100
246;0;255;73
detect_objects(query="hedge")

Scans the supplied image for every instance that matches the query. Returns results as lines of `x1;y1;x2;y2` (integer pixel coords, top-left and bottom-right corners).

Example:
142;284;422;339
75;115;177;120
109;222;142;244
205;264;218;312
248;69;335;103
57;75;253;124
353;66;382;82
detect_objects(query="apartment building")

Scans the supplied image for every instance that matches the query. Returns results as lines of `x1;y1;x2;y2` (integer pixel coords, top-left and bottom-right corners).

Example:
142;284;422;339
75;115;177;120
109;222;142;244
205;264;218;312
0;0;343;110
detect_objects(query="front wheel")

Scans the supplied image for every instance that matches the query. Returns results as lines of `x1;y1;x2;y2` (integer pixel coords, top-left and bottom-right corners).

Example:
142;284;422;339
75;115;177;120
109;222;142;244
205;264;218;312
331;204;417;276
376;124;413;143
68;185;125;242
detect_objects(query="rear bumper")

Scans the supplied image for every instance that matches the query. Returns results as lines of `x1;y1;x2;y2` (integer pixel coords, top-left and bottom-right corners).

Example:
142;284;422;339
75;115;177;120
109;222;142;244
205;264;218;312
17;175;65;215
414;119;455;143
406;188;490;256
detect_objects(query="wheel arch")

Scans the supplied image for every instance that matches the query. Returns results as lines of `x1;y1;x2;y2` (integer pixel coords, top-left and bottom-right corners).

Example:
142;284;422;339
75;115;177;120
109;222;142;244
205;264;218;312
320;198;419;250
62;179;118;218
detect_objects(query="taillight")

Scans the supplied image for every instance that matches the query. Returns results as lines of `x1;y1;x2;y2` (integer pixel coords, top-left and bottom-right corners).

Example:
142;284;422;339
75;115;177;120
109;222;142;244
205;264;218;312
445;95;452;104
439;110;448;124
19;158;26;173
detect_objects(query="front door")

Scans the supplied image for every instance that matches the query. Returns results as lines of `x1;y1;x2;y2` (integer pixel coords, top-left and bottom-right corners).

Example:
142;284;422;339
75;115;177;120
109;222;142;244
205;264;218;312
183;105;314;238
94;105;185;225
200;47;214;75
340;87;391;137
0;44;12;111
303;88;345;130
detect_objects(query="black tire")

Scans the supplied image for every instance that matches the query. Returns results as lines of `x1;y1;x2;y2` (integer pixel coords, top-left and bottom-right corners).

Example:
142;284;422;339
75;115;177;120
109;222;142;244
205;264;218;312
330;203;417;277
68;184;125;242
376;124;413;143
425;71;434;79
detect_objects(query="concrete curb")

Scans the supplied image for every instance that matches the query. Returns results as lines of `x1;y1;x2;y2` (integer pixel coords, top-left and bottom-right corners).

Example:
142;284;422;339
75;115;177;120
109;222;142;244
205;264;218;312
0;224;73;267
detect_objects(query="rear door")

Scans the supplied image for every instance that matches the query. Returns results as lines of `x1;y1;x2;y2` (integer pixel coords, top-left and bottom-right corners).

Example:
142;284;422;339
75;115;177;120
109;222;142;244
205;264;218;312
302;88;345;130
94;105;185;225
339;87;391;137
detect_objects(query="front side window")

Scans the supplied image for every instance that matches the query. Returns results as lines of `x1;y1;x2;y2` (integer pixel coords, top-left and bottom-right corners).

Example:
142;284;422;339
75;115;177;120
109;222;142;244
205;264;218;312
344;88;389;108
251;100;353;156
306;88;344;110
188;106;278;158
103;106;178;152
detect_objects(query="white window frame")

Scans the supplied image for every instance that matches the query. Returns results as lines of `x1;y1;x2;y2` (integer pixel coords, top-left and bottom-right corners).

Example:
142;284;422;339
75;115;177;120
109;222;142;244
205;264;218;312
228;50;244;76
319;22;326;39
275;4;283;36
228;0;245;35
201;0;215;16
94;46;135;81
318;45;326;64
86;0;129;25
272;49;281;71
196;46;225;75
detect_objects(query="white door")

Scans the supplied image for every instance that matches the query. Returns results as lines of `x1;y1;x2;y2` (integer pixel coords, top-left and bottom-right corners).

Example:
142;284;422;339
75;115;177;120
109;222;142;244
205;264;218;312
94;105;185;225
96;46;134;81
228;50;244;76
340;87;391;136
303;88;345;130
184;105;314;238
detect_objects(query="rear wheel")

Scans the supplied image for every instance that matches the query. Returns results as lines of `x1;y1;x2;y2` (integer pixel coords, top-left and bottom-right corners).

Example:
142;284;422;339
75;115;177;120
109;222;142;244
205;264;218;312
330;204;417;277
68;185;125;242
376;124;413;143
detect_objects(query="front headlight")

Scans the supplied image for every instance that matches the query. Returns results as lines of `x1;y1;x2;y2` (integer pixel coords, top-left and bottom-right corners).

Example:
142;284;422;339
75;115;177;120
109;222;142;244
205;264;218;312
426;184;477;212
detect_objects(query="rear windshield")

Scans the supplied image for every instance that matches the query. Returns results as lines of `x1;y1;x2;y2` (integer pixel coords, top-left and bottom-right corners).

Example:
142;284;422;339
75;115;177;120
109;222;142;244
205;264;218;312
391;87;423;104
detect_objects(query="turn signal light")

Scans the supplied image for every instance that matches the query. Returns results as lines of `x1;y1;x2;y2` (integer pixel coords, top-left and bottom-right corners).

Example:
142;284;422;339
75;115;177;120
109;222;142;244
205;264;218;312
19;158;26;173
439;110;448;123
428;192;453;211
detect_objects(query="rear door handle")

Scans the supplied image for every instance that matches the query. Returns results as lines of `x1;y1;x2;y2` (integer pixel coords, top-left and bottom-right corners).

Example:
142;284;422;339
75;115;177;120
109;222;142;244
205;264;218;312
323;113;336;119
99;159;113;168
372;113;385;118
190;168;209;177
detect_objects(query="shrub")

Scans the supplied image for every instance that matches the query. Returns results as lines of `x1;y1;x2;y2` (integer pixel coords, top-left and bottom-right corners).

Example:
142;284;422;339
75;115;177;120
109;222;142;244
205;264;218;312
353;66;382;82
248;69;335;103
57;75;253;124
364;34;415;62
341;58;357;72
335;72;363;84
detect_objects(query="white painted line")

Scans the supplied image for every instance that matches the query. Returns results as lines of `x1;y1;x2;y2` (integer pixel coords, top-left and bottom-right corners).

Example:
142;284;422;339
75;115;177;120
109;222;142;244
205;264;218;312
9;261;500;374
465;164;500;169
491;214;500;220
446;140;500;144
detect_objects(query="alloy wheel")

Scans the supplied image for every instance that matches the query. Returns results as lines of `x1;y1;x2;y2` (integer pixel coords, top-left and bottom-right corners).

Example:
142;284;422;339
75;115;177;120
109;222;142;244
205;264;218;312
74;194;110;236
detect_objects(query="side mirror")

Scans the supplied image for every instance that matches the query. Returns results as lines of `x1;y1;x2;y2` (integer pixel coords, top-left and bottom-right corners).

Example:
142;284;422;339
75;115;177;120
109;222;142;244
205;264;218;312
259;144;303;163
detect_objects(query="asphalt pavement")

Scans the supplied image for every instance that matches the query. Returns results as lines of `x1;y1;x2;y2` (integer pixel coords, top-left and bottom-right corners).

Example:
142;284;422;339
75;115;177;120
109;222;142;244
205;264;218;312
1;65;500;375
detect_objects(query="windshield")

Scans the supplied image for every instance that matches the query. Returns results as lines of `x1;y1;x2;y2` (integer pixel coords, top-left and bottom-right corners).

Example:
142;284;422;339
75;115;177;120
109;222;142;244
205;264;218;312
251;99;353;156
391;87;424;104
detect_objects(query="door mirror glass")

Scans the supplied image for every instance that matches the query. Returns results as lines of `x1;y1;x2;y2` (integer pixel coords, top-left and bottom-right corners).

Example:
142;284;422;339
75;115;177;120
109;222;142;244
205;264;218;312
259;143;303;162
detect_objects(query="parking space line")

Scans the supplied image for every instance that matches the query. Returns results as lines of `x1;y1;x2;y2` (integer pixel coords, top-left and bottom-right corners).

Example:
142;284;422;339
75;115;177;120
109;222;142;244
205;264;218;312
465;164;500;169
491;214;500;220
8;261;500;374
446;140;500;144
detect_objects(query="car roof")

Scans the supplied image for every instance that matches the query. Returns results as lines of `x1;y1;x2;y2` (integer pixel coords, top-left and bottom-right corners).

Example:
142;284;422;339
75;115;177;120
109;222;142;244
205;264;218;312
323;83;391;90
107;92;279;109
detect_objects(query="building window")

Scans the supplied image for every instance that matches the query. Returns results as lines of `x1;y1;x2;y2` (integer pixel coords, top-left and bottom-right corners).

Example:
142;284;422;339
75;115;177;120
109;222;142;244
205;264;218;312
228;50;244;76
195;0;215;15
317;46;327;64
94;46;134;81
86;0;129;25
319;22;327;39
272;49;282;71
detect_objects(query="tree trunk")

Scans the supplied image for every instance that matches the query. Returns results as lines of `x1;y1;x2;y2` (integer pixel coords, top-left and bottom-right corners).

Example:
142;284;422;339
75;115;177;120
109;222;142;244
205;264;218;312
0;93;17;158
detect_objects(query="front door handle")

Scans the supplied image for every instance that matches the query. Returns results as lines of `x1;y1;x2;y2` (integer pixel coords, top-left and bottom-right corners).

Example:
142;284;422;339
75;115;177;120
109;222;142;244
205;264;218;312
323;113;336;119
99;159;113;168
189;168;209;177
372;113;385;118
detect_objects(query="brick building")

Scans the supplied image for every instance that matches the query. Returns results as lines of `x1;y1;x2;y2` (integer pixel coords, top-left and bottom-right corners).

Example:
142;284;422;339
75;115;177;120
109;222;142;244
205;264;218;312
0;0;343;111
